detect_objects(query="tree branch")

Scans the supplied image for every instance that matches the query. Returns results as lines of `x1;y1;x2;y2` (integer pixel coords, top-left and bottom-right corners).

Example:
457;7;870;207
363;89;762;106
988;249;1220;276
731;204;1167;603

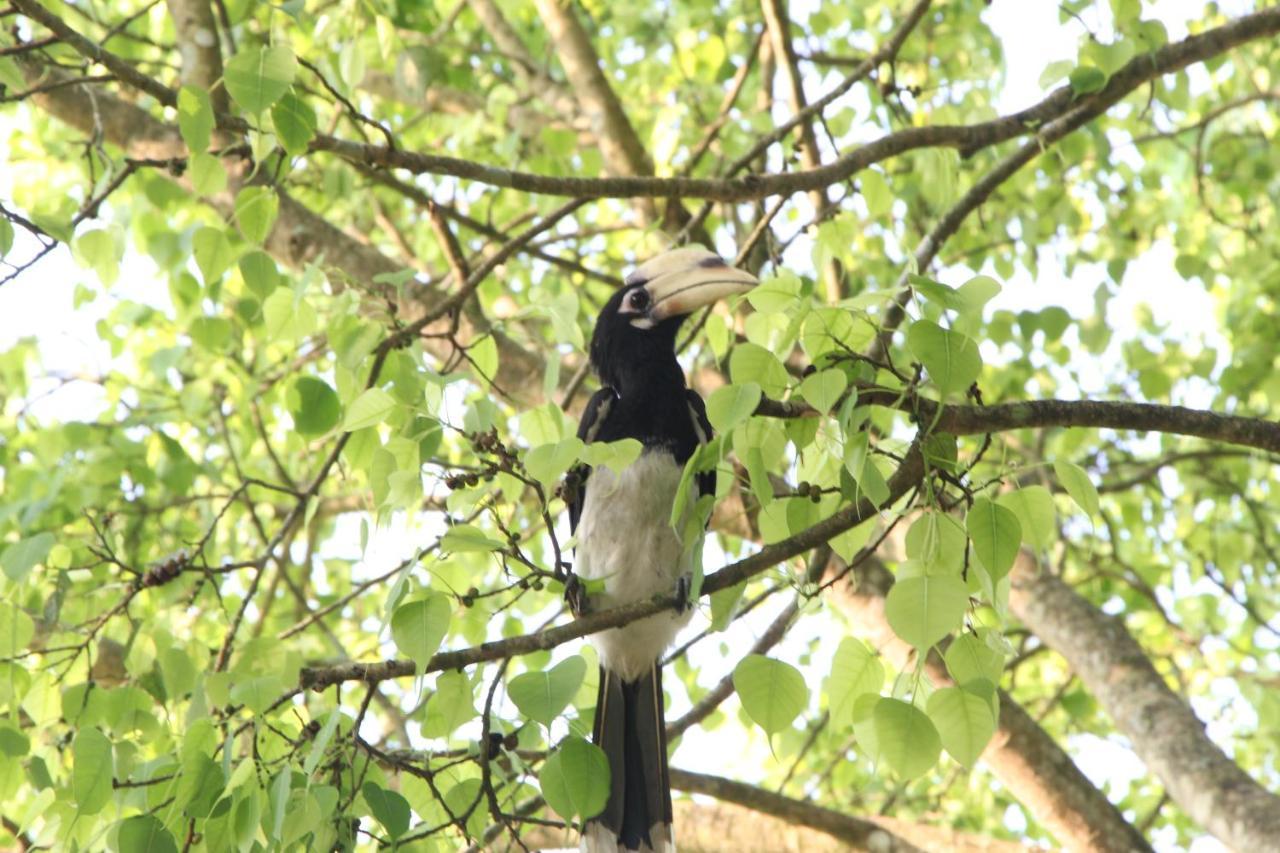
1008;554;1280;852
15;2;1280;202
757;389;1280;455
297;442;924;692
669;769;926;853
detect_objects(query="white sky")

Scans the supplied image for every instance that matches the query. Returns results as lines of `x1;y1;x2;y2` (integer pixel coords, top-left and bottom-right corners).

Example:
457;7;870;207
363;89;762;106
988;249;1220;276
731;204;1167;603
0;3;1262;850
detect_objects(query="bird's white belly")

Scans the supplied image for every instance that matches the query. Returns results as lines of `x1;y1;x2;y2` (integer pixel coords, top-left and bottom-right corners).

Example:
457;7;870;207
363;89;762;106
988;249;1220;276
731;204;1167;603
575;450;698;681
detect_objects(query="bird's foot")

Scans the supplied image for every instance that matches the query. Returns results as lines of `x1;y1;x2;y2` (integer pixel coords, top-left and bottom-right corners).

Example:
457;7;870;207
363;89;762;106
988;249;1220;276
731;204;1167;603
673;574;694;614
564;573;590;618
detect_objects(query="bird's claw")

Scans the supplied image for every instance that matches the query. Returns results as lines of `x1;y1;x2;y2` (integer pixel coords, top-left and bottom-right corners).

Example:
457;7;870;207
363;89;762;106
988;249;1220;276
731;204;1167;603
565;573;590;618
673;575;694;614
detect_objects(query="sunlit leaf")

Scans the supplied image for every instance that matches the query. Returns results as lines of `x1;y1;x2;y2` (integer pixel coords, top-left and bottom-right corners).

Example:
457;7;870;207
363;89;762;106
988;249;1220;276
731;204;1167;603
509;655;586;728
540;736;610;821
885;575;968;649
873;698;941;779
225;45;298;113
927;686;995;767
390;595;452;667
72;727;113;814
966;498;1021;582
734;654;808;735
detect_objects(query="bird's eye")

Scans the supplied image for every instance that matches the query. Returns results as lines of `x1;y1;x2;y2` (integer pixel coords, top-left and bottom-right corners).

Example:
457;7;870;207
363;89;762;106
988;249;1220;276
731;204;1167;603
626;289;650;311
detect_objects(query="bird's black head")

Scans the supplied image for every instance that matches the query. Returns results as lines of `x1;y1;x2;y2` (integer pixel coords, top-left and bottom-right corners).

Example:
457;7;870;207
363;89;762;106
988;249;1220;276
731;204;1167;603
589;247;757;393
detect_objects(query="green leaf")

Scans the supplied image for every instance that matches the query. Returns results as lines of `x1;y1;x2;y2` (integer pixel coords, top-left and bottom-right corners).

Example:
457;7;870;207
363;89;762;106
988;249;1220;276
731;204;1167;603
225;45;298;114
906;320;981;396
540;735;610;821
362;781;410;839
579;438;643;477
177;84;214;153
390;595;451;667
117;815;179;853
72;727;113;814
441;524;506;553
956;275;1001;314
73;228;119;285
799;368;848;414
729;343;790;397
304;710;341;775
525;437;585;488
997;486;1056;550
508;655;586;728
0;722;30;757
234;186;279;245
944;632;1006;687
470;334;499;384
705;382;761;432
341;387;397;431
746;271;803;313
709;581;745;632
230;674;284;714
927;686;996;767
801;308;874;364
422;671;476;738
873;698;941;779
177;752;224;818
0;596;34;655
189;152;228;196
1069;66;1107;96
0;217;13;258
262;286;317;341
193;226;235;285
860;168;892;218
238;250;281;299
884;575;968;649
271;90;317;155
2;532;55;582
1040;59;1074;89
904;510;966;575
190;316;232;350
1054;460;1100;519
290;377;341;436
268;769;291;842
828;638;885;728
733;654;808;735
966;498;1021;583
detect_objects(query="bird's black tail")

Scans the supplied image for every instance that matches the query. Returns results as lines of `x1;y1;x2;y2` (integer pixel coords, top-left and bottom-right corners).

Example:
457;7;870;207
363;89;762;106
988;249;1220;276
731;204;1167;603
582;664;673;852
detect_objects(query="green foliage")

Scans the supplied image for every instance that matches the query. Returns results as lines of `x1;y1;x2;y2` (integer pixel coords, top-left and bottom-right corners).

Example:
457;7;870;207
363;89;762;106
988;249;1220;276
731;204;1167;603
391;594;452;668
224;45;298;114
885;575;969;650
540;736;611;822
870;698;942;780
733;654;808;735
508;655;587;729
966;497;1021;582
1;0;1274;848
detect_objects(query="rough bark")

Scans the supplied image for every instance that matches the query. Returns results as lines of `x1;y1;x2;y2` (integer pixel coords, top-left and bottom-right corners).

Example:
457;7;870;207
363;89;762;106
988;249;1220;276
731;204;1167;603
757;390;1280;456
828;557;1153;853
164;0;227;111
1009;554;1280;853
670;770;926;853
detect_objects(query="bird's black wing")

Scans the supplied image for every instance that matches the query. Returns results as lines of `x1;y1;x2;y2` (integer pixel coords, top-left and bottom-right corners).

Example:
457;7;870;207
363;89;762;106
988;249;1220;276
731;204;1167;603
568;387;617;536
685;389;716;505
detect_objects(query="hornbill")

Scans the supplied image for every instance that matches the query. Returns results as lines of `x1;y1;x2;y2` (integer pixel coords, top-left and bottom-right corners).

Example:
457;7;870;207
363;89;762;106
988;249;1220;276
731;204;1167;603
567;247;757;852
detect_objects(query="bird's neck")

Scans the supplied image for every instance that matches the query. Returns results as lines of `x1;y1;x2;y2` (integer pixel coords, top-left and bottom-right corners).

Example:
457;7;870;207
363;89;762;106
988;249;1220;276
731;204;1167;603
607;352;686;399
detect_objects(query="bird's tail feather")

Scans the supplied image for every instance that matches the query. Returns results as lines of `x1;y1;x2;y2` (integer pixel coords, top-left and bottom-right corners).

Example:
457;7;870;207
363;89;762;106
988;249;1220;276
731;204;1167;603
582;664;673;853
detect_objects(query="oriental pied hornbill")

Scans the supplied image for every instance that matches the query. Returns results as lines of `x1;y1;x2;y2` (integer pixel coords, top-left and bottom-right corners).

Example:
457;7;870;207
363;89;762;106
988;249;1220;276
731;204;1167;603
567;247;757;852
